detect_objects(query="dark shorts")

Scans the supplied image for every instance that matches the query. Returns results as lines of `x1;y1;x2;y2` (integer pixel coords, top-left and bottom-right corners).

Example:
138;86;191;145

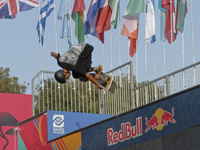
72;72;88;82
76;44;93;71
72;44;94;82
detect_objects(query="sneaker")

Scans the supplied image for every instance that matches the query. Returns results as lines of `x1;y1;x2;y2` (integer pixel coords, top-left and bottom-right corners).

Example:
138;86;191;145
104;76;113;92
96;65;103;75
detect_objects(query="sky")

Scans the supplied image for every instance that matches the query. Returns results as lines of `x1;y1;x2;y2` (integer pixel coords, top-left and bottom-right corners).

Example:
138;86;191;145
0;0;200;94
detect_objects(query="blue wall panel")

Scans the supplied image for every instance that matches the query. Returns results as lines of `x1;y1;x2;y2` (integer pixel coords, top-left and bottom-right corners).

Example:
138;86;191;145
81;87;200;150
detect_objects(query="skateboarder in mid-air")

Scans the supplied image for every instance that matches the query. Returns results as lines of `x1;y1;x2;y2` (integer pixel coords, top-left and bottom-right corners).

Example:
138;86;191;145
51;43;112;91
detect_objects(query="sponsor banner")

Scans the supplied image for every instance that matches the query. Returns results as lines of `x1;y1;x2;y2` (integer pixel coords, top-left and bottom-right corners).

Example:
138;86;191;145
47;111;113;141
82;87;200;149
18;113;82;150
0;93;32;150
18;114;53;149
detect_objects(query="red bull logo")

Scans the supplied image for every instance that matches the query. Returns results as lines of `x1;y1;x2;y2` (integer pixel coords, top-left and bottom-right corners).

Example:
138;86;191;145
145;107;176;133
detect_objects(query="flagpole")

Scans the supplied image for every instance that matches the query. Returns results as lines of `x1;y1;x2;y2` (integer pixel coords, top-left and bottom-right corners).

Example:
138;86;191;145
84;0;89;109
67;0;73;45
182;32;185;90
144;0;148;104
154;44;156;79
53;0;58;54
170;0;175;94
67;0;78;108
127;0;129;63
159;1;166;95
190;0;195;64
53;0;60;98
170;0;174;72
154;44;157;100
144;0;147;82
54;0;61;110
163;42;166;75
84;0;88;43
128;39;130;81
119;1;121;67
110;30;113;70
190;0;195;85
119;0;122;87
182;33;184;67
127;0;130;85
136;41;139;106
38;0;44;92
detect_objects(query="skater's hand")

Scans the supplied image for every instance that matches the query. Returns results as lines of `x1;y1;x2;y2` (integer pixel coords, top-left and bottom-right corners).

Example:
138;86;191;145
63;69;70;80
51;52;58;58
97;84;104;90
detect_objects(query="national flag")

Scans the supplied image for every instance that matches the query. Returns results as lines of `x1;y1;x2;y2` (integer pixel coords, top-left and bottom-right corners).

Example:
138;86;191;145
57;0;71;46
0;0;38;17
121;14;139;57
145;0;156;44
161;0;177;44
121;0;144;57
158;0;166;42
96;0;112;34
109;0;119;28
36;0;54;46
71;0;85;43
176;0;187;32
84;0;105;43
126;0;145;14
0;14;16;19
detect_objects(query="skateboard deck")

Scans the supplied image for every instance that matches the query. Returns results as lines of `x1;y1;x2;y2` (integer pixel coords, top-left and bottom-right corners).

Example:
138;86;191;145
97;79;117;93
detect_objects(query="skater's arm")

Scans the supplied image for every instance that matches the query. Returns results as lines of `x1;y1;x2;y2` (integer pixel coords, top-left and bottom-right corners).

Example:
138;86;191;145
63;52;68;55
85;73;103;89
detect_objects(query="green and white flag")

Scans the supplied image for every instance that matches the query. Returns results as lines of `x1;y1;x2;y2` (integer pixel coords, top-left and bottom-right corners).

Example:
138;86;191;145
127;0;145;14
109;0;119;29
176;0;187;32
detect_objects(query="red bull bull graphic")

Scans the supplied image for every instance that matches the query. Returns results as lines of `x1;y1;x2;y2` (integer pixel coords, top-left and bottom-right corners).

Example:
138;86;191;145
145;107;176;133
107;117;142;146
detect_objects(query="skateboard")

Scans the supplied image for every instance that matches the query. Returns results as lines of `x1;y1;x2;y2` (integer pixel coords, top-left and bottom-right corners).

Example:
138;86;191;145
97;79;117;93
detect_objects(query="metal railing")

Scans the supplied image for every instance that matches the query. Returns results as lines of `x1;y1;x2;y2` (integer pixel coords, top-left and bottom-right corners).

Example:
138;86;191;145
31;61;133;116
132;61;200;107
99;61;133;115
32;60;200;116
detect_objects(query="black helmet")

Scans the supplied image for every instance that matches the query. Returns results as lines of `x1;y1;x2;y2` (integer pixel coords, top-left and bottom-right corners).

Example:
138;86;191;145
54;70;66;83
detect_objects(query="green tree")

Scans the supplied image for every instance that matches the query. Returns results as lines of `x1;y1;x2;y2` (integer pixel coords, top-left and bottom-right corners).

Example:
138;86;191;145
0;67;28;94
34;78;99;115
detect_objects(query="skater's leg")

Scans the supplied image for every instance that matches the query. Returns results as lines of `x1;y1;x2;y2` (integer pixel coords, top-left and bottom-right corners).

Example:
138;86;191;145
91;72;110;81
86;73;103;89
87;65;103;74
89;73;112;91
99;73;112;91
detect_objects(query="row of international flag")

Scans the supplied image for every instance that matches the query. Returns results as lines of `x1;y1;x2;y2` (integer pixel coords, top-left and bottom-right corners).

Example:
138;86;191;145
0;0;187;57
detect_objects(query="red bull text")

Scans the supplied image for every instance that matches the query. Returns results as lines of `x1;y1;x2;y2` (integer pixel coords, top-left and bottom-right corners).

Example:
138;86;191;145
107;117;142;146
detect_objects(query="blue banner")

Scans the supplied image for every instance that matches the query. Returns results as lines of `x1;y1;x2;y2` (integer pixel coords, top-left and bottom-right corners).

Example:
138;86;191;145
47;111;113;141
81;87;200;150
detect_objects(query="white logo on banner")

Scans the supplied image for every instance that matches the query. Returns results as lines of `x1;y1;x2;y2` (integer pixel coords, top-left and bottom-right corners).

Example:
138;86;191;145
53;114;65;134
